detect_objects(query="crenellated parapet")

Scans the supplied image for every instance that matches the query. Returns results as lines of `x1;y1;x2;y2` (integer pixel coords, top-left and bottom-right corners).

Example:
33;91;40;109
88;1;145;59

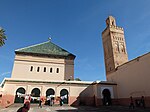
109;25;124;31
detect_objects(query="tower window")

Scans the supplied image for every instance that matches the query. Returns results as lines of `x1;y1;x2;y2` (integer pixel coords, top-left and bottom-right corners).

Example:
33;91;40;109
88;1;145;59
120;44;125;53
30;66;33;72
50;68;52;73
37;67;40;72
110;67;112;71
44;67;46;72
56;68;59;73
114;42;119;52
112;21;114;26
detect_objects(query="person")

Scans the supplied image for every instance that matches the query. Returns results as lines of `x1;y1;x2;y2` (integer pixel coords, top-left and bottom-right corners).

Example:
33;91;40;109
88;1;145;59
47;96;50;106
38;97;43;108
140;96;145;108
23;94;31;111
49;97;52;106
60;95;66;106
51;97;54;106
17;102;30;112
47;96;52;106
24;94;31;104
135;99;140;107
58;97;63;106
129;96;134;109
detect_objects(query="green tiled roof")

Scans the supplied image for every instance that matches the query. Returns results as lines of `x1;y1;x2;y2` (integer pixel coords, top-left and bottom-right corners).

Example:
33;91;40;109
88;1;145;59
15;41;75;58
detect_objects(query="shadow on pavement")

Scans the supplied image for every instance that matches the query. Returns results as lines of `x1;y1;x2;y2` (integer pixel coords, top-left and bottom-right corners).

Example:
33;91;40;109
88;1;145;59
55;109;78;112
55;106;150;112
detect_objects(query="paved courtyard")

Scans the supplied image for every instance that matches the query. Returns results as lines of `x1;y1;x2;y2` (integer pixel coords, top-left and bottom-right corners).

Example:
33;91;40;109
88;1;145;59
0;104;150;112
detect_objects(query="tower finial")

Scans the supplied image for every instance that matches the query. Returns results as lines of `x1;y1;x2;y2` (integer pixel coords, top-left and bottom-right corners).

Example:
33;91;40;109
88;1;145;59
106;16;116;27
48;36;52;42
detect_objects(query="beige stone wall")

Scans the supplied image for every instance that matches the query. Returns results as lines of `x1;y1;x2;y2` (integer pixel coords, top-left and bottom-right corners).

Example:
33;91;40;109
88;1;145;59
1;79;117;107
2;79;93;97
70;86;90;97
4;81;116;99
64;60;74;80
107;53;150;99
11;54;74;81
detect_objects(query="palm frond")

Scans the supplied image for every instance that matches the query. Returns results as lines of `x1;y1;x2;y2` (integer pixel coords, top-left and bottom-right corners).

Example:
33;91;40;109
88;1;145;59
0;28;7;47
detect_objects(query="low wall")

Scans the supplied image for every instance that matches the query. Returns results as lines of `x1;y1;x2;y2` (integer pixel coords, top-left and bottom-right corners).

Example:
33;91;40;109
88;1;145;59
0;94;15;108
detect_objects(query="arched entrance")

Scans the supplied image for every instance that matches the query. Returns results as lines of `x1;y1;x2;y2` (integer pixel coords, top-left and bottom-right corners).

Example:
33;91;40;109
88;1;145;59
46;88;55;105
102;89;112;106
31;88;40;103
46;88;55;97
14;87;25;103
60;89;69;104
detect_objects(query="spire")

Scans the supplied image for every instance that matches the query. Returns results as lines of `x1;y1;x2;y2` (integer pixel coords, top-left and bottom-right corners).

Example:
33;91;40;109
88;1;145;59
106;16;116;27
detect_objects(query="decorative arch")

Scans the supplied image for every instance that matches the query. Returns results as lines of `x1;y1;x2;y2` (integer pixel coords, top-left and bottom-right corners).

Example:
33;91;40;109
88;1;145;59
120;43;125;53
102;89;112;106
46;88;55;97
45;88;55;105
114;42;119;52
31;88;40;103
60;89;69;104
14;87;25;103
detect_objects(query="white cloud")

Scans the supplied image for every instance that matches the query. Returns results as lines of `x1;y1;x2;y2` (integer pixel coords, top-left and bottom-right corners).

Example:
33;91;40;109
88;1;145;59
0;72;11;76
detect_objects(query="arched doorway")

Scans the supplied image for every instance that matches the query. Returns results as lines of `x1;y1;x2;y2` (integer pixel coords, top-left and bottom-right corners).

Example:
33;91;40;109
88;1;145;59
46;88;55;97
46;88;55;105
31;88;40;103
102;89;112;106
14;87;25;103
60;89;69;104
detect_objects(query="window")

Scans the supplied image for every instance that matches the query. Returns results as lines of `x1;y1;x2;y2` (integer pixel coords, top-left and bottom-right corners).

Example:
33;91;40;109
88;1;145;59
50;68;52;73
44;67;46;72
120;44;125;53
56;68;59;73
114;42;119;52
30;66;33;71
37;67;40;72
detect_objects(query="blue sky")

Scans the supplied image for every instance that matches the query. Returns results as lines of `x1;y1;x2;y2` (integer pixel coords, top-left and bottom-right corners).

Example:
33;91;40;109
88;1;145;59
0;0;150;82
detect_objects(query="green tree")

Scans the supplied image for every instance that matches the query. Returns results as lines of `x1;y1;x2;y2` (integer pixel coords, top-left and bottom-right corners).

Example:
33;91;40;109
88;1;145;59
0;28;7;47
74;77;81;81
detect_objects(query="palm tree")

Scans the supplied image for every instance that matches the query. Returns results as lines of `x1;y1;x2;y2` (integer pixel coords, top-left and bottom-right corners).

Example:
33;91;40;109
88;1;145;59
0;28;7;47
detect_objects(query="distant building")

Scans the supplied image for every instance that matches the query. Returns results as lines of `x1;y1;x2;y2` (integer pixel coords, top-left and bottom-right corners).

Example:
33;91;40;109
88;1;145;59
0;16;150;108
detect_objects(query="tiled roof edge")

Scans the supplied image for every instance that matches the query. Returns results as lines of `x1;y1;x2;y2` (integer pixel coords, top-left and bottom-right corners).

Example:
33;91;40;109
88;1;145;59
15;41;49;52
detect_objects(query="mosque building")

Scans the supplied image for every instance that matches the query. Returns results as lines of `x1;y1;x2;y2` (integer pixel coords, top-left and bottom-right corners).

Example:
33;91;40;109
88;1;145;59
0;16;150;108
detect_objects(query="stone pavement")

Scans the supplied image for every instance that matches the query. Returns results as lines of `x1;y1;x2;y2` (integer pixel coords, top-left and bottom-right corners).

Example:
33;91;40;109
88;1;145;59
0;104;150;112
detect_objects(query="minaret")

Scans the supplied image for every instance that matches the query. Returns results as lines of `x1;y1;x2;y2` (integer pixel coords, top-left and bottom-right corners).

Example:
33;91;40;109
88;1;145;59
102;16;128;76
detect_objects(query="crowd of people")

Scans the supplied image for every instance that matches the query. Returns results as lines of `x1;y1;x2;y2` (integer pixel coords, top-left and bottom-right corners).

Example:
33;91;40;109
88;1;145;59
129;96;146;109
17;94;66;112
